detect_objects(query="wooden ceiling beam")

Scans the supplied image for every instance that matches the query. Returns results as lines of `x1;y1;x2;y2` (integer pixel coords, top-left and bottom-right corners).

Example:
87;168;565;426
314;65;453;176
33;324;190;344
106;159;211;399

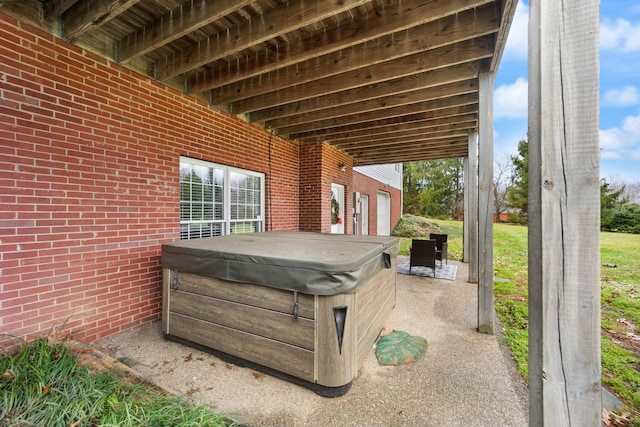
62;0;141;42
117;0;255;63
276;93;478;136
188;0;493;93
289;104;478;141
218;6;498;107
45;0;78;19
352;145;470;165
230;36;492;118
250;62;479;122
329;116;478;144
265;79;478;130
235;37;490;114
335;121;477;147
155;0;370;81
344;135;470;154
350;141;469;157
340;132;472;153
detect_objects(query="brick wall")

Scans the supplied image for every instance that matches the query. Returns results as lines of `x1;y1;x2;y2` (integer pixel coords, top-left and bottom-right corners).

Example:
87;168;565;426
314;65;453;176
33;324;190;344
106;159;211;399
299;142;353;234
353;171;402;235
0;13;300;349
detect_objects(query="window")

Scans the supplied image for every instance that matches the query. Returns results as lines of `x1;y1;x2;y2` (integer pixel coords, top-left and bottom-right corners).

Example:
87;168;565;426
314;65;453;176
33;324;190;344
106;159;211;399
180;157;264;239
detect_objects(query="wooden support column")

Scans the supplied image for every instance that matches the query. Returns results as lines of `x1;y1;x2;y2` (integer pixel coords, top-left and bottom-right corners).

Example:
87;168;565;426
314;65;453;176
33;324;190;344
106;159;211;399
463;156;469;263
477;72;494;334
466;133;478;277
528;0;601;425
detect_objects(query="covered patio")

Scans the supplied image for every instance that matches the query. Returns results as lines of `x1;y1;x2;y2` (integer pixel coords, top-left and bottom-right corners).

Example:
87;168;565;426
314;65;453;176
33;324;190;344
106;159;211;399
97;258;529;427
0;0;601;424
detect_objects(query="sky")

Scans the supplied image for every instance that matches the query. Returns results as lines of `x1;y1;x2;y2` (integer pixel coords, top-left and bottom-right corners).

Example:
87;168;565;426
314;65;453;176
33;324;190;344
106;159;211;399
494;0;640;184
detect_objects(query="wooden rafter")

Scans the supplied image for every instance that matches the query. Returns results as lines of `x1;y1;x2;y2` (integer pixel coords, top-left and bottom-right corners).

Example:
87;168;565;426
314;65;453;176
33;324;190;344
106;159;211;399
249;63;479;122
188;0;493;93
352;144;470;165
277;93;478;137
227;36;493;119
219;6;499;108
155;0;371;81
289;104;479;141
62;0;141;42
265;80;479;130
117;0;255;62
330;116;478;144
352;140;469;156
335;121;477;147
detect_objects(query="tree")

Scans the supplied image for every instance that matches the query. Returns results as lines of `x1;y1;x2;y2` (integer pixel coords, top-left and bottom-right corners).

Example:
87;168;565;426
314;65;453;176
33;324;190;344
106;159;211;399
493;156;514;223
506;138;529;221
402;159;464;219
606;175;640;204
600;178;630;231
625;182;640;203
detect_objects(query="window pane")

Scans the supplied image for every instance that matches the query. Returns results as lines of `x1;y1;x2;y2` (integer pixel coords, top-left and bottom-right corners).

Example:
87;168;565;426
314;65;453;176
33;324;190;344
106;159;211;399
180;158;262;239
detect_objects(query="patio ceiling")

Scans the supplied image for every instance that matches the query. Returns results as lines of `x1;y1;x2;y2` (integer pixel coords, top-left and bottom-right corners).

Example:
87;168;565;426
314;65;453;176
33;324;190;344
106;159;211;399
3;0;516;165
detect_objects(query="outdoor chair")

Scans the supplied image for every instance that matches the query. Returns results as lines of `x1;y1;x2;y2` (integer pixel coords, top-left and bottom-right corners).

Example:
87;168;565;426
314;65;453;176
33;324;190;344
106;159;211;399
409;239;437;277
429;233;449;265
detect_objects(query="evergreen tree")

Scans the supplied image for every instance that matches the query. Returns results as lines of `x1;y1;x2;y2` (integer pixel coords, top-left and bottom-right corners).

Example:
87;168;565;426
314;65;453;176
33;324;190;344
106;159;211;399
506;138;529;220
600;178;629;230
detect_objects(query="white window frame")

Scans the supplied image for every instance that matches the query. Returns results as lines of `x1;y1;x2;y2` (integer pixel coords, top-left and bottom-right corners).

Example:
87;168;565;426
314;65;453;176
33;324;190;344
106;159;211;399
179;156;265;239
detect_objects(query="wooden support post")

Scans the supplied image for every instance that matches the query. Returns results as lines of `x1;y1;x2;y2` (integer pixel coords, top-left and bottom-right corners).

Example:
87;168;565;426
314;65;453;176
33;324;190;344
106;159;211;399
463;156;469;263
467;132;478;282
477;72;494;334
528;0;601;425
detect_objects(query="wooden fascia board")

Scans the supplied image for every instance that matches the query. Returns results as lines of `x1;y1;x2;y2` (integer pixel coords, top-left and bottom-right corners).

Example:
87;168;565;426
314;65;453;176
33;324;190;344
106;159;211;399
117;0;255;63
188;0;494;93
490;0;518;72
217;6;499;107
62;0;141;42
155;0;370;81
265;79;479;129
250;62;479;122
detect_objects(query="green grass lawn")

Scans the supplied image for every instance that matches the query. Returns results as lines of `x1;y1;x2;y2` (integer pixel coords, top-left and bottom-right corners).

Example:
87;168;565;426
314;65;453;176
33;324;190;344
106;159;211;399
407;219;640;416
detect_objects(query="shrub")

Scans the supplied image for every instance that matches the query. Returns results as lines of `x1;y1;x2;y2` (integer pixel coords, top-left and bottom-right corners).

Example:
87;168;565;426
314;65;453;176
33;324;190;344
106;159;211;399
391;214;442;237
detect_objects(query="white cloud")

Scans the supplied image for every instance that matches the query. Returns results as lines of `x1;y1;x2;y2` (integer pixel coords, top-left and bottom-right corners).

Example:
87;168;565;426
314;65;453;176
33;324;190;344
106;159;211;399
600;114;640;160
602;86;640;107
494;78;528;119
600;18;640;52
502;2;529;61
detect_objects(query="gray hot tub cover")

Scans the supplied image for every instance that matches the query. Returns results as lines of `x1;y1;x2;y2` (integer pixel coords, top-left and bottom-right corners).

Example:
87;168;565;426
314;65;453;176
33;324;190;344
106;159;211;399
161;232;399;295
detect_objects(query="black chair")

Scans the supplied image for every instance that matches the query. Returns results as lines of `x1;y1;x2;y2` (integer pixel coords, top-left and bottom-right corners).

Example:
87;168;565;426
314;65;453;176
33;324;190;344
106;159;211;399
429;233;448;266
409;239;437;277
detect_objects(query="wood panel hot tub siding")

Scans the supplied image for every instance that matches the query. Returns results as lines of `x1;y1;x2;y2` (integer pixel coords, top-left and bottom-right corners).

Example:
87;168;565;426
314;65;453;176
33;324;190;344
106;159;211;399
162;258;395;390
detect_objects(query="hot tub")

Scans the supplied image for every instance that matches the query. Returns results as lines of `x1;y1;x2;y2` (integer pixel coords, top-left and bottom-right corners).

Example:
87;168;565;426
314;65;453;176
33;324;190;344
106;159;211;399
161;232;398;396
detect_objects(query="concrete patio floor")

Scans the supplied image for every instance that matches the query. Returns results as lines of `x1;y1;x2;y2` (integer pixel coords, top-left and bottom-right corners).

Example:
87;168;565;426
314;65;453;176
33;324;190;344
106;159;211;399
97;258;529;427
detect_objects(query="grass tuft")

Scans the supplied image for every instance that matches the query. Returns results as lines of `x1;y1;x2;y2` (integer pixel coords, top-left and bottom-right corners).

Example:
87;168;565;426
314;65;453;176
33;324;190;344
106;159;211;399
0;337;233;427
